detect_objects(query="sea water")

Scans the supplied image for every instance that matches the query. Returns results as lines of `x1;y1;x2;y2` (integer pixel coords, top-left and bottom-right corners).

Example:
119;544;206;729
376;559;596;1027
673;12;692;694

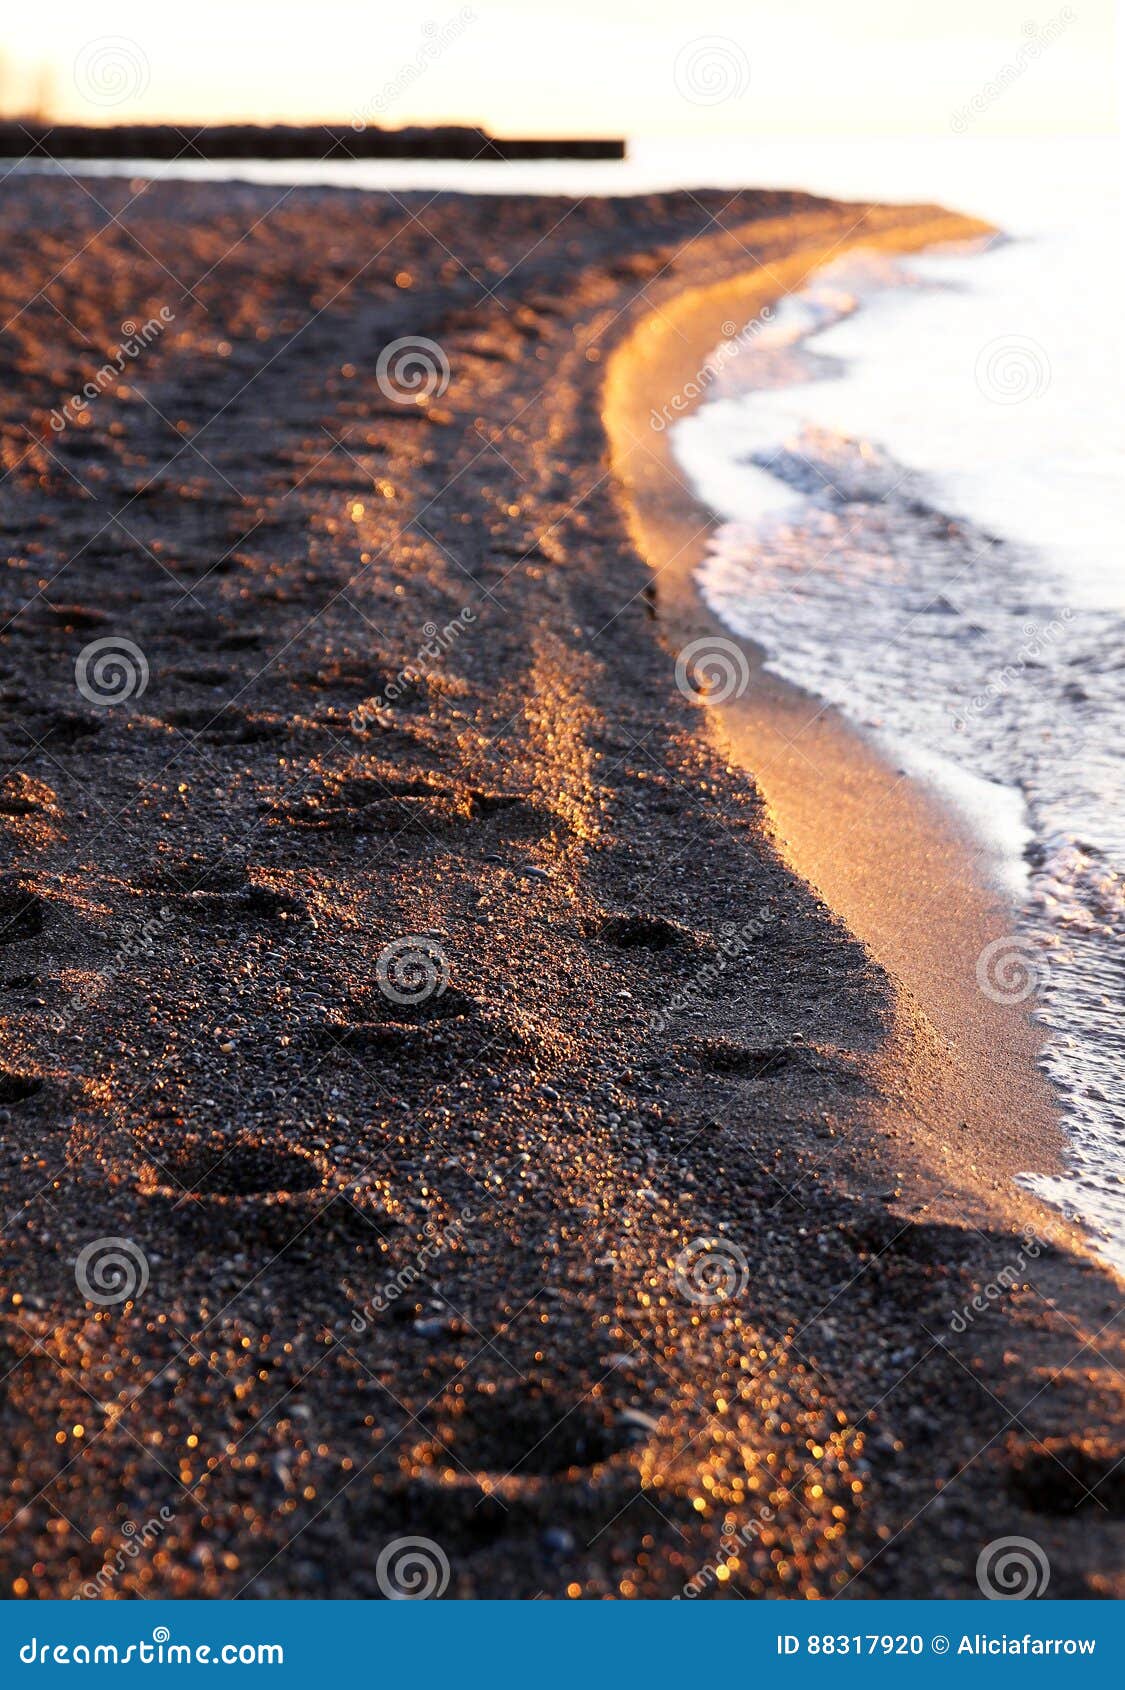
668;139;1124;1270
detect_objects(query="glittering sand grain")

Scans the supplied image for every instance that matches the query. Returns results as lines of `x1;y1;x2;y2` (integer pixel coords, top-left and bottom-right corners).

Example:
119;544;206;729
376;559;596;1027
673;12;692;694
0;175;1120;1599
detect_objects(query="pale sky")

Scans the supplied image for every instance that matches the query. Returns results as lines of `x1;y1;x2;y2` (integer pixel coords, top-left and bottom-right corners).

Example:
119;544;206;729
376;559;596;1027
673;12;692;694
0;0;1117;136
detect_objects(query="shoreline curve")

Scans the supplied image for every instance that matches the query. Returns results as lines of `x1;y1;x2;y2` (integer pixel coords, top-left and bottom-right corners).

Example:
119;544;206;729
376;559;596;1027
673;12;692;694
602;211;1074;1251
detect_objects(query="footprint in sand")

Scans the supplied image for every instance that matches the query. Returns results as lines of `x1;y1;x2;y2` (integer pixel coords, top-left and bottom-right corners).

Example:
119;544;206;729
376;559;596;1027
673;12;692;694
592;911;690;951
0;877;46;945
0;1069;43;1105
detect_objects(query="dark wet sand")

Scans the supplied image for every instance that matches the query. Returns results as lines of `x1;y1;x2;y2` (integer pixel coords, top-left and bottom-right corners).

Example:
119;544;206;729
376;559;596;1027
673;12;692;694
0;176;1121;1599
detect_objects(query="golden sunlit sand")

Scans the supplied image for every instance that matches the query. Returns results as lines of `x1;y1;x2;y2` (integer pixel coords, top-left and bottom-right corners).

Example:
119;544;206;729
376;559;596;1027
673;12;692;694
0;174;1120;1600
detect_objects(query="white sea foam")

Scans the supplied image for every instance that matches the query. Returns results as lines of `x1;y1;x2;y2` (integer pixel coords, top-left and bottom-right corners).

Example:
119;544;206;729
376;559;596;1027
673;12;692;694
670;156;1125;1270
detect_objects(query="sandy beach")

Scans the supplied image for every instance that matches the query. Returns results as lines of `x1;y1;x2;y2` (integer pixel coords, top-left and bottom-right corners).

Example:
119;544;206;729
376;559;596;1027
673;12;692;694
0;174;1121;1599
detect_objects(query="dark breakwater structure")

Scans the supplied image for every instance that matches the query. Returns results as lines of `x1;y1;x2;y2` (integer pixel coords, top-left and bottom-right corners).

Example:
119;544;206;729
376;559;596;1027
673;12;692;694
0;122;625;162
